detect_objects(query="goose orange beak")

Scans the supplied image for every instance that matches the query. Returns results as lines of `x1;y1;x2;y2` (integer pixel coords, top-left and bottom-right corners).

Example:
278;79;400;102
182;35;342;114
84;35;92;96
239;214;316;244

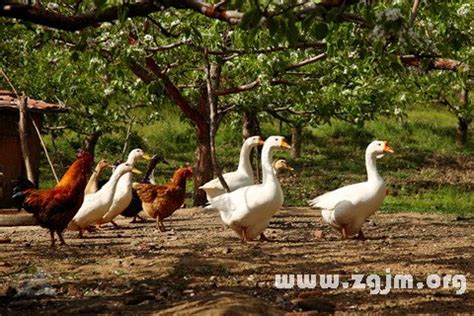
142;154;151;160
383;142;394;153
258;137;265;145
281;138;292;150
132;168;142;174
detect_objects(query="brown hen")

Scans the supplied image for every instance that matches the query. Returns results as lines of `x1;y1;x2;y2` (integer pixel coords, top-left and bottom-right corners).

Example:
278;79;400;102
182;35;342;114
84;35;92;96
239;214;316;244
133;166;192;231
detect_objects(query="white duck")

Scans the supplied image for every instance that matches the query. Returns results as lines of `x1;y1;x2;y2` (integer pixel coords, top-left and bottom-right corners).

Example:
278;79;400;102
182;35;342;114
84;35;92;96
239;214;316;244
98;148;150;226
68;163;141;236
199;135;264;199
84;159;110;195
208;136;291;243
309;140;394;239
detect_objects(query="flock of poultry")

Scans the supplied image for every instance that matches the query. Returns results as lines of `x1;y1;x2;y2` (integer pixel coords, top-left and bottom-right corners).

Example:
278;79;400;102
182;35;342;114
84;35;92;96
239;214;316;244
12;135;394;247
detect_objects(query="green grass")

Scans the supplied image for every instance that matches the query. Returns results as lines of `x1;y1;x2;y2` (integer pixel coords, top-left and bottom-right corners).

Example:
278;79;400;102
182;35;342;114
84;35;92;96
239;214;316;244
38;104;473;216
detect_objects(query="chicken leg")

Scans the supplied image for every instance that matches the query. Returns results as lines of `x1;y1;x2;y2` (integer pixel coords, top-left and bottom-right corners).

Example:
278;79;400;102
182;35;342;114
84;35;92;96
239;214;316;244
49;230;56;247
157;217;166;232
57;231;67;246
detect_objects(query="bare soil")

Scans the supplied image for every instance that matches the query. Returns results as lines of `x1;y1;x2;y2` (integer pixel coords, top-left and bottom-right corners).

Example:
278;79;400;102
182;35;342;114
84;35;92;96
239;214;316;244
0;207;473;314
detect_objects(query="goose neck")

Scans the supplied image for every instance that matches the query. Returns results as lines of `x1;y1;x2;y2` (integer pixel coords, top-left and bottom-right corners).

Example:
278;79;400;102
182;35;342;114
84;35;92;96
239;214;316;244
365;151;382;183
237;143;254;177
261;145;276;185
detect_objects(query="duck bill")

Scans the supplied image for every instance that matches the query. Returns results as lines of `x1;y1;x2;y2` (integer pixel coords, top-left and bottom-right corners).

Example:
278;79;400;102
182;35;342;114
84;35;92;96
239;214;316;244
142;154;151;160
132;168;143;174
280;139;292;150
383;142;394;153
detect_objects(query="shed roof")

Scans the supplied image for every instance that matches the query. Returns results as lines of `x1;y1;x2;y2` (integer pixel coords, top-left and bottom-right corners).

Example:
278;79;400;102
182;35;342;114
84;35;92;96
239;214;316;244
0;90;66;113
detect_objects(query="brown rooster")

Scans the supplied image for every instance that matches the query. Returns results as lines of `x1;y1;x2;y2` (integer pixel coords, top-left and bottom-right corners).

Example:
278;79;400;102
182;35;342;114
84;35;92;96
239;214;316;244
12;149;93;247
133;166;192;231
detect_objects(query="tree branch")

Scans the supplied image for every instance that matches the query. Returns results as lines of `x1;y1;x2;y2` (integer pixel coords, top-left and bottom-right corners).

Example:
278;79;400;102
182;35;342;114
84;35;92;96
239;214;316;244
0;1;162;31
400;55;470;72
217;78;260;96
409;0;421;26
145;56;204;126
284;53;327;71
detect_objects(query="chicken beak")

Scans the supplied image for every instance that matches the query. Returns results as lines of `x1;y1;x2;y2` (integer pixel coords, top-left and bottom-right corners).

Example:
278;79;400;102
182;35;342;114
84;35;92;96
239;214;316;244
132;168;142;174
280;139;292;150
383;142;395;154
142;154;151;160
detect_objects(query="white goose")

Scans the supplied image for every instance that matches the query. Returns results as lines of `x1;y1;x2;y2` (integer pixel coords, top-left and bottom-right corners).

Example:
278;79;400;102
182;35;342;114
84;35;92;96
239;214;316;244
200;136;264;199
68;163;140;236
309;140;394;239
98;148;150;226
208;136;291;243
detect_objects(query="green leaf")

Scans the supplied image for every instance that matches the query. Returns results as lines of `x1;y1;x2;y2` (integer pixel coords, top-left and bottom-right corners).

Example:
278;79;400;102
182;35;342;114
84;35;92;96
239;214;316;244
312;22;329;40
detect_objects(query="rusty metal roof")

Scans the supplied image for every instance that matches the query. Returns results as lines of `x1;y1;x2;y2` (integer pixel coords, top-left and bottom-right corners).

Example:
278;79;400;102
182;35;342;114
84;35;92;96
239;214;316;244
0;90;66;113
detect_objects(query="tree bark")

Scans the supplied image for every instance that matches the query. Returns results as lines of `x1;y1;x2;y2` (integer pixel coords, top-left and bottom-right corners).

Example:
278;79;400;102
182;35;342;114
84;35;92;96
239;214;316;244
456;87;470;146
194;128;214;206
206;59;230;192
456;117;469;146
83;132;101;160
18;96;35;185
242;110;262;140
291;124;302;158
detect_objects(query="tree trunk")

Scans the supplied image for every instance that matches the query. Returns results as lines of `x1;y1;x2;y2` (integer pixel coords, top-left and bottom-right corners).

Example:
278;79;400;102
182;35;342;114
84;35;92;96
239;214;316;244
242;110;262;182
457;117;469;146
456;87;470;146
18;96;35;185
291;124;302;158
242;110;262;140
83;132;101;160
206;60;230;192
194;128;213;206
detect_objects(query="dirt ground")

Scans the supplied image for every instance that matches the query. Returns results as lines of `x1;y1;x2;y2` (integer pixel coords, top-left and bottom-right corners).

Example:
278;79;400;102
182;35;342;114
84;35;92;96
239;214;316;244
0;207;472;314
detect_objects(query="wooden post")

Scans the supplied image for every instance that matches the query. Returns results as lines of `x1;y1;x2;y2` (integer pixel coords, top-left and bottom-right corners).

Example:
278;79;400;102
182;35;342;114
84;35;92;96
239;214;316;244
18;96;35;185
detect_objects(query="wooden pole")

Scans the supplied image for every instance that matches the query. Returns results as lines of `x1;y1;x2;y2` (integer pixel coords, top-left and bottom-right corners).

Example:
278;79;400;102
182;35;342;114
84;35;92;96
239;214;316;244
18;96;36;185
28;113;59;183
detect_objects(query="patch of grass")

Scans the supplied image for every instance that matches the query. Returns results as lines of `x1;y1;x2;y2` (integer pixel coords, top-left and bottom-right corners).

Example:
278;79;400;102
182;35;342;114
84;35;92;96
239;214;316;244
382;186;473;215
